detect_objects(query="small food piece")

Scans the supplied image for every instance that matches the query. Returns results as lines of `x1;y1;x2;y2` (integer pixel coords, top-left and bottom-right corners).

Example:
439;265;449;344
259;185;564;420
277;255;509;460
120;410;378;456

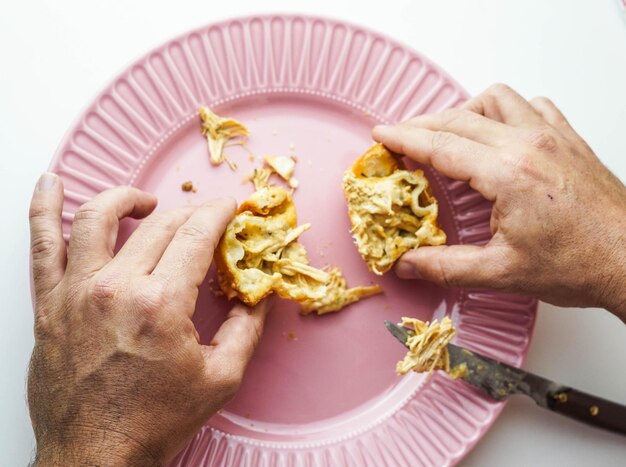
246;155;298;191
343;144;446;275
286;331;298;342
300;267;382;315
396;316;455;375
181;181;194;192
250;167;273;191
215;186;381;313
199;106;249;166
448;362;468;380
264;155;295;181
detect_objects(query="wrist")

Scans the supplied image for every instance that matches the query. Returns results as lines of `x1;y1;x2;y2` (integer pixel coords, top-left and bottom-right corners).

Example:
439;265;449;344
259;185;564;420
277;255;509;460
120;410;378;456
595;222;626;321
606;256;626;322
35;426;162;467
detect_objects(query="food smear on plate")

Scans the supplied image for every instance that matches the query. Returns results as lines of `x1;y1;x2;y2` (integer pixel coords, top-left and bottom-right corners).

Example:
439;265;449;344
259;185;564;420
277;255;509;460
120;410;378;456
215;186;382;315
396;316;464;378
343;143;446;275
199;106;249;170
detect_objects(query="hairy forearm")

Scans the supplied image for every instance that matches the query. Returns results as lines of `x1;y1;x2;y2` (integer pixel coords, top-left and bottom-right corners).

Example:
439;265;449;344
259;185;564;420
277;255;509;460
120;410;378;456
34;427;162;467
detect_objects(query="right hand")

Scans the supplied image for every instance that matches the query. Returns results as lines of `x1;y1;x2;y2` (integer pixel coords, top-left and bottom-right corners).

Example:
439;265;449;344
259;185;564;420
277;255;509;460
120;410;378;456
373;84;626;320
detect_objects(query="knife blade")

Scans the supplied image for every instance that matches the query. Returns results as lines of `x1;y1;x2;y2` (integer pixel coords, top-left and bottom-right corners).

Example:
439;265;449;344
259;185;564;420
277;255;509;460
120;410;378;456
384;320;626;435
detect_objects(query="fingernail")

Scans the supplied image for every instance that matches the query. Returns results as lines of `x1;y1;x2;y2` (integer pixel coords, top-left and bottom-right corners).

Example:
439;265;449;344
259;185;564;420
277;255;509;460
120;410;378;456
373;124;389;135
395;261;422;279
37;172;58;191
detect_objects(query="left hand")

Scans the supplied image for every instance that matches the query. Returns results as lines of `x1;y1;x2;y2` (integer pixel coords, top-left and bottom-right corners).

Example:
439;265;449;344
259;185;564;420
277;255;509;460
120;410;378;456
28;176;268;466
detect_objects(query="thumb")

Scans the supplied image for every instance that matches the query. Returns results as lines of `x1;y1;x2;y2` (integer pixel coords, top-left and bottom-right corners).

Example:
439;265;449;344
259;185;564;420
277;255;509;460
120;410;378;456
202;298;271;384
395;245;509;289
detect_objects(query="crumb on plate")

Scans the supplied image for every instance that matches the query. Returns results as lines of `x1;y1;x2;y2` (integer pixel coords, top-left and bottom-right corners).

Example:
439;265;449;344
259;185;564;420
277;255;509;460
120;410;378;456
181;181;195;192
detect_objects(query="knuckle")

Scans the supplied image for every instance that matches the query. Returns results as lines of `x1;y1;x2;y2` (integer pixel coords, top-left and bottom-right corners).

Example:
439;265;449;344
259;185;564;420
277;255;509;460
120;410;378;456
177;223;208;241
33;314;49;339
28;203;49;221
143;210;188;233
134;280;169;313
506;152;534;180
528;128;558;153
438;109;464;128
33;310;61;340
436;250;459;288
74;203;116;227
89;273;121;308
75;202;102;219
530;96;554;107
31;234;60;259
429;131;454;155
487;82;513;97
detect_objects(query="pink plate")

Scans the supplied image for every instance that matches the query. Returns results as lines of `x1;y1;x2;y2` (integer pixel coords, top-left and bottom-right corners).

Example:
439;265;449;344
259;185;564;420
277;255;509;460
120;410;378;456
48;15;536;466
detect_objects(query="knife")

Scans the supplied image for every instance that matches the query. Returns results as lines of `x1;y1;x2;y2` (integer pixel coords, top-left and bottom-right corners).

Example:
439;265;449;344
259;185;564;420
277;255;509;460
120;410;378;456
384;320;626;435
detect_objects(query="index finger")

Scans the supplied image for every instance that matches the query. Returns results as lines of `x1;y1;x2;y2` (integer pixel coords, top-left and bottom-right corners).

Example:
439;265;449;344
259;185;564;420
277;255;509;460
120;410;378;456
151;198;235;297
67;187;157;276
461;83;542;127
372;124;499;200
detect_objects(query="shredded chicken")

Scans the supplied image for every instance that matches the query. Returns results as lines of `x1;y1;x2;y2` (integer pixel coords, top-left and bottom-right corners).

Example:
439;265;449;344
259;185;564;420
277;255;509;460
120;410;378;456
249;167;273;191
300;267;383;315
396;316;455;375
343;144;446;275
199;106;249;167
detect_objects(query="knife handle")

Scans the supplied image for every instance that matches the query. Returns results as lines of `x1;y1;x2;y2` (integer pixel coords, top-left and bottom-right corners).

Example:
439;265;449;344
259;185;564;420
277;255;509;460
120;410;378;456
548;387;626;435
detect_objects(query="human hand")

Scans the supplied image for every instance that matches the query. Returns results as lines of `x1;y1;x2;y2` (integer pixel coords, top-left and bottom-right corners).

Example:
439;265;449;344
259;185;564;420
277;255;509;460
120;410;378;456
373;84;626;319
28;177;268;466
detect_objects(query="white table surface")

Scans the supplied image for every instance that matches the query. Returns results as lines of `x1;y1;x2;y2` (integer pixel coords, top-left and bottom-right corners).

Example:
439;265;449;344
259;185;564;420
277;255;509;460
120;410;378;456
1;0;625;465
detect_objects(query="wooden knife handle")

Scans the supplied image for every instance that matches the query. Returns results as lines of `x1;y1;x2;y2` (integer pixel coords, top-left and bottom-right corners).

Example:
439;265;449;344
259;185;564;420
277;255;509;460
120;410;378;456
548;387;626;435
